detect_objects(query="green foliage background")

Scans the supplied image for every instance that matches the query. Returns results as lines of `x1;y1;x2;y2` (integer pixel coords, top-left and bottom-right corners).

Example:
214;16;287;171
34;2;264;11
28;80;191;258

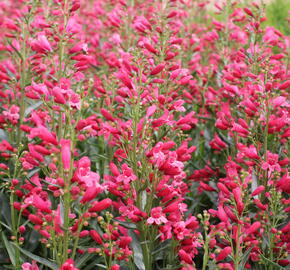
266;0;290;35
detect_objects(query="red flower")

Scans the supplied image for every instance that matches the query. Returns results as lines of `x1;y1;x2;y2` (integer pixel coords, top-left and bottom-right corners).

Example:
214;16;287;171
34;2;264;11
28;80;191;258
88;198;112;212
178;249;192;264
216;246;232;261
60;259;78;270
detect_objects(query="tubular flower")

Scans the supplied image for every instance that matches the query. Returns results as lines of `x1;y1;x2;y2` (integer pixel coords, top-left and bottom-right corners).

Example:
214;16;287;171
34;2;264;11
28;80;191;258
60;139;71;171
147;207;168;225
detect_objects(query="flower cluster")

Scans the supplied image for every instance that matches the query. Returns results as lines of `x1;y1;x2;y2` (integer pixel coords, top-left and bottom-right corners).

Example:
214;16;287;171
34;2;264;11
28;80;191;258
0;0;288;270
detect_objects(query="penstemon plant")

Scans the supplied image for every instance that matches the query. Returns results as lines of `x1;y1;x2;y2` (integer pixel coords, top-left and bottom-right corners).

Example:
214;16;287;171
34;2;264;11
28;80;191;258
0;0;289;270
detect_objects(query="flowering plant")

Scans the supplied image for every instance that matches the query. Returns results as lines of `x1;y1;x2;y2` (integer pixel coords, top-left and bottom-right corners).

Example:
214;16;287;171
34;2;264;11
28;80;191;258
0;0;289;270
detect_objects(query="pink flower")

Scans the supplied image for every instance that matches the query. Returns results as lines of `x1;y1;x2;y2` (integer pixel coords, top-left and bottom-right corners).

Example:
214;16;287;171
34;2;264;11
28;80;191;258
24;194;52;214
25;82;49;100
146;105;157;118
173;221;190;240
110;265;120;270
150;63;165;75
261;151;281;173
31;35;52;54
209;134;227;151
88;198;112;212
243;145;260;160
60;139;71;170
147;207;168;225
29;126;58;145
277;174;290;194
247;221;261;234
90;230;103;244
251;186;265;197
178;249;193;264
76;157;103;203
217;205;228;223
60;259;78;270
79;171;102;203
52;87;66;104
22;261;39;270
100;108;115;121
216;246;232;261
3;105;19;125
66;17;81;34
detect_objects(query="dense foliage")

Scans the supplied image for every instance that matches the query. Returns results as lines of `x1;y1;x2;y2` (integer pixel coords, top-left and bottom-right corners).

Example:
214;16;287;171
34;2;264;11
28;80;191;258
0;0;289;269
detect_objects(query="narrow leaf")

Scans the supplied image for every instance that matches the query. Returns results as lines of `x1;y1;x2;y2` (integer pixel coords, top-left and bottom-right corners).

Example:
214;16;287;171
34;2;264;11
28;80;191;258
128;230;145;270
76;253;94;268
95;264;107;269
0;193;11;226
259;253;284;270
25;101;43;117
2;232;15;266
0;129;8;141
14;244;58;270
238;247;253;270
113;219;137;229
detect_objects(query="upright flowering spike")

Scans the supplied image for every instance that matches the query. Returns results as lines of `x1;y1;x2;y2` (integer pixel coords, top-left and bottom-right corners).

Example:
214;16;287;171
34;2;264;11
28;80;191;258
60;139;71;171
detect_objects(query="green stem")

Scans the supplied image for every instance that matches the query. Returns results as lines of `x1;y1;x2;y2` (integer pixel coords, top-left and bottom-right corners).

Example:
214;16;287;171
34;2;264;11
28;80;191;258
234;224;241;270
202;236;209;270
17;21;28;146
71;217;85;260
10;191;20;270
262;92;269;189
62;184;71;263
11;149;23;270
12;22;28;268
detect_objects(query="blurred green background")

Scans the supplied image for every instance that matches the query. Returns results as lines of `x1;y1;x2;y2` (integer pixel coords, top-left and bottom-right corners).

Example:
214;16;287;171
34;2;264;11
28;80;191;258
266;0;290;35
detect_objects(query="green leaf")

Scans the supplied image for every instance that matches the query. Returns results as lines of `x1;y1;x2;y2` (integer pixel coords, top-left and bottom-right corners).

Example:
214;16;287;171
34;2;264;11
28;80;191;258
128;230;145;270
0;193;11;226
0;129;8;141
113;219;137;229
75;253;94;268
0;220;11;231
27;168;40;179
238;247;252;270
14;244;58;270
259;253;284;270
152;240;171;256
25;101;43;117
2;232;15;266
95;264;107;269
24;230;40;252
